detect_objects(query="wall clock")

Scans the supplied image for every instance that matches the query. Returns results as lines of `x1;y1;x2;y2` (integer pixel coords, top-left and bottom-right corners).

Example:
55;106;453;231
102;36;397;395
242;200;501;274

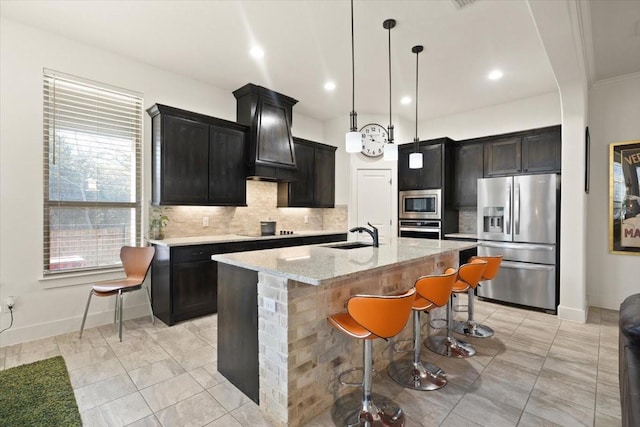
360;123;388;157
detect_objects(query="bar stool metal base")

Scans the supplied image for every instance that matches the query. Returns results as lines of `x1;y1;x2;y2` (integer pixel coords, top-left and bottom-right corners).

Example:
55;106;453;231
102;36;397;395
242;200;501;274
387;357;447;391
425;335;476;358
452;320;494;338
331;391;406;427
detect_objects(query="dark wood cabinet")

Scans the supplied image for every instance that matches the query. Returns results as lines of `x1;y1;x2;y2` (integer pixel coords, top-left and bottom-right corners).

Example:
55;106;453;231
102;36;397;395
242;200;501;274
484;136;522;176
147;104;248;206
453;142;484;207
151;233;347;326
521;127;562;173
278;138;336;208
482;125;561;177
398;141;446;190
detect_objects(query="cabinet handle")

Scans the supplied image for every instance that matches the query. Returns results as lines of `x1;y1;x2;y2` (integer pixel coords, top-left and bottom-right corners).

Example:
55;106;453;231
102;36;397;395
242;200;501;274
192;251;204;256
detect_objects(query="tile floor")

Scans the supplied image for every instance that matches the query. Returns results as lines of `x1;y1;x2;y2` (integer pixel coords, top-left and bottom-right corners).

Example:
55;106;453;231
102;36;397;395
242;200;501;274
0;297;621;427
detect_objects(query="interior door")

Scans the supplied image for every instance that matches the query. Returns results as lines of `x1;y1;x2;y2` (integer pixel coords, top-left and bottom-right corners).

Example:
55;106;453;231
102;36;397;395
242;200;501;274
356;169;392;244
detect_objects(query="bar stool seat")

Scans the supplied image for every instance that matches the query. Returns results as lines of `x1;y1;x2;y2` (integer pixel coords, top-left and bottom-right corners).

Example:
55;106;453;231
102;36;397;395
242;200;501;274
452;255;502;338
426;259;487;358
387;268;457;391
328;287;416;427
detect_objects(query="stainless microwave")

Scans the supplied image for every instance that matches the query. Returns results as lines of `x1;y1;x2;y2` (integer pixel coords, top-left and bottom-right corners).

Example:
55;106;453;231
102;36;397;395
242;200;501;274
399;189;441;220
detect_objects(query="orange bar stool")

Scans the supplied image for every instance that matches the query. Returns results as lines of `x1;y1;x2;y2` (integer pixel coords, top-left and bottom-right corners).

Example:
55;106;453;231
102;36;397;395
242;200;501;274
387;268;457;391
328;287;416;427
425;259;487;358
452;255;502;338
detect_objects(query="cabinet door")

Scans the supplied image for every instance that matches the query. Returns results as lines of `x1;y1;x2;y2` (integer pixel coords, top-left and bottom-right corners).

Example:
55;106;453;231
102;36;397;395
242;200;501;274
484;137;521;176
314;146;335;207
421;144;443;189
288;142;315;207
521;128;561;173
172;260;217;322
209;126;247;205
453;142;484;207
161;116;209;204
398;146;421;190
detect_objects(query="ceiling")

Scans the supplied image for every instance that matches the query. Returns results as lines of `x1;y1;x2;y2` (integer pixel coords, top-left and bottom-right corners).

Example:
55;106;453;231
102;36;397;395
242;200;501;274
1;0;639;123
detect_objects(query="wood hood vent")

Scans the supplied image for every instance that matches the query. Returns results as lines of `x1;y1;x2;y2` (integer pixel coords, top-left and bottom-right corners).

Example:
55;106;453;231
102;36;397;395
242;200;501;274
233;83;298;182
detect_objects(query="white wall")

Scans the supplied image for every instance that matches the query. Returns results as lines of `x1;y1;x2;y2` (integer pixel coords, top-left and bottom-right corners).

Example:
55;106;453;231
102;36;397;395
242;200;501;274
418;91;561;141
587;73;640;310
0;19;324;346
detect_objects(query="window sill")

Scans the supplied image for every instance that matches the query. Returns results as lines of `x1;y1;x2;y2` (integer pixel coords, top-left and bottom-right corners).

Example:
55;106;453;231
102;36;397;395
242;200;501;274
40;267;126;289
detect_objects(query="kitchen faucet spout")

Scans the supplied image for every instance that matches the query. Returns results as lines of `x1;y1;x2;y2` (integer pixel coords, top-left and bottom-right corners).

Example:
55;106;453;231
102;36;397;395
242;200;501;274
349;222;379;247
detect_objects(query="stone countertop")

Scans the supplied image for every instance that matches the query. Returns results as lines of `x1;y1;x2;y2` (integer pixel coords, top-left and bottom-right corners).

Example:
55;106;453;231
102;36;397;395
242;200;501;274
211;237;476;285
444;233;478;240
149;230;347;247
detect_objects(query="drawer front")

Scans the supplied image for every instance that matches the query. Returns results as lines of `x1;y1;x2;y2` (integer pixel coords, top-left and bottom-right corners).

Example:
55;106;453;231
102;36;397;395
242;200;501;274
172;245;218;263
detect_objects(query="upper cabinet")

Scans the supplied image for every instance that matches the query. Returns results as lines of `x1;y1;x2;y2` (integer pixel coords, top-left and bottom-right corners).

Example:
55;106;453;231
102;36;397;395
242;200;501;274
450;125;562;208
483;125;561;177
147;104;248;206
453;141;484;208
398;139;451;190
233;84;298;181
278;138;336;208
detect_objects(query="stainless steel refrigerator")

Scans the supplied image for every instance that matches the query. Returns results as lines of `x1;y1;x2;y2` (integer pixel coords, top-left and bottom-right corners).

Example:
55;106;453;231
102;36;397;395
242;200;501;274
476;174;559;312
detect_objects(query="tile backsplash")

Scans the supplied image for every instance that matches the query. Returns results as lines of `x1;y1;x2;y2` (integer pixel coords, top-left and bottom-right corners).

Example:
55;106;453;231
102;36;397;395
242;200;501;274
458;207;477;234
153;181;348;239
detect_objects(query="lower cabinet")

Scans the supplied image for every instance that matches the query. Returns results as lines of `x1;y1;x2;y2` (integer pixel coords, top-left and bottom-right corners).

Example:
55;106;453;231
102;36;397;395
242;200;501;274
151;233;347;326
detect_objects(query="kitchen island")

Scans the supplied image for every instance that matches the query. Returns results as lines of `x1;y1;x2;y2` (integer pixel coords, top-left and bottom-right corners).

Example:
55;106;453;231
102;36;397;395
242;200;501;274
212;237;476;427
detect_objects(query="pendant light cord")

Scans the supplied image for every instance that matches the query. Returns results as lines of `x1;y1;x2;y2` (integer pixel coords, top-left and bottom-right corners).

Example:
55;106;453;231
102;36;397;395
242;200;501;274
349;0;357;132
383;19;396;144
388;23;393;143
415;48;419;143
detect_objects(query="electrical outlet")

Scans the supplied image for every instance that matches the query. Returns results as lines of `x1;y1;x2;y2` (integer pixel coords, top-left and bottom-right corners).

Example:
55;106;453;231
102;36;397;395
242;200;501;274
5;296;15;311
304;215;309;224
263;297;276;313
202;216;210;227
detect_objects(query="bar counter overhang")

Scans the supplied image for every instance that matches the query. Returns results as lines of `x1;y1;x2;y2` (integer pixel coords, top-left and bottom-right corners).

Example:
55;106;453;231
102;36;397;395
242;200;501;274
212;237;476;427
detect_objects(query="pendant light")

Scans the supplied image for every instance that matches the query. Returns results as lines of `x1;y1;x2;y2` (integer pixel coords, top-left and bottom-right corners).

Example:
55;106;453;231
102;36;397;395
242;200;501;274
382;18;397;161
345;0;361;153
409;45;424;169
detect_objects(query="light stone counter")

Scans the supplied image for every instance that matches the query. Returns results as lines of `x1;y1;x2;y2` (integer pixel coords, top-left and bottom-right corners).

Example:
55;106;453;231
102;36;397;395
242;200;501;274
211;237;475;285
213;237;477;427
149;229;346;247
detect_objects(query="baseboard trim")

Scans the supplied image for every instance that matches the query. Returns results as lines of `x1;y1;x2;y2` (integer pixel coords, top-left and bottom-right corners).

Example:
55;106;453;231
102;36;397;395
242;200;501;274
0;303;151;348
557;304;588;323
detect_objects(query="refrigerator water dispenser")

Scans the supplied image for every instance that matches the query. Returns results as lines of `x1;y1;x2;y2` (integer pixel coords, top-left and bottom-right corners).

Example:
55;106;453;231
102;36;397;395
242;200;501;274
483;207;504;233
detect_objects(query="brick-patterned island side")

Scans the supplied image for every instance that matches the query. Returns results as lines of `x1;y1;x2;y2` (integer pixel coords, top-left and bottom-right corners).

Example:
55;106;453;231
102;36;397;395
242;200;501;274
211;237;476;427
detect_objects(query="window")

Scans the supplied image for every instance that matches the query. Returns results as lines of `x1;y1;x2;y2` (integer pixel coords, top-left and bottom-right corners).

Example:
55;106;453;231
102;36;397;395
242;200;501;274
43;70;143;274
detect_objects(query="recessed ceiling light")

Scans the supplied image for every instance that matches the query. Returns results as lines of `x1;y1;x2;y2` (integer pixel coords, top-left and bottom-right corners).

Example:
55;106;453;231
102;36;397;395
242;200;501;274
488;69;504;80
249;46;264;59
324;81;336;91
401;96;412;105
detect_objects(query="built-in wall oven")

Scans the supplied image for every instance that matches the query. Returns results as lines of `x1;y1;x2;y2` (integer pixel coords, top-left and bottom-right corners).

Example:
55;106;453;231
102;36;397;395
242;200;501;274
399;189;441;220
399;219;441;240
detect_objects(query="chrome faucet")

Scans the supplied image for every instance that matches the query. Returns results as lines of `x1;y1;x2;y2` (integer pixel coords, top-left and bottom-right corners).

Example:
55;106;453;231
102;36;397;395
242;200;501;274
349;222;379;247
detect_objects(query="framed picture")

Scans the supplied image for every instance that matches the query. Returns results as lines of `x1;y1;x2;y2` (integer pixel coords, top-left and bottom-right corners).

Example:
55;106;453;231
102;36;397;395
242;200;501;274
609;140;640;255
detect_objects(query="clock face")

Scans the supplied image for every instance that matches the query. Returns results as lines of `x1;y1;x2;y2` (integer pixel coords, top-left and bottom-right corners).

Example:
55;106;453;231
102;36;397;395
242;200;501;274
360;124;388;157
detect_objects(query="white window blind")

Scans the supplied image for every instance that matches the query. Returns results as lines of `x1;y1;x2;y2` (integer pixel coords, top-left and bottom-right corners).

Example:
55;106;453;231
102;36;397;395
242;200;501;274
43;69;143;274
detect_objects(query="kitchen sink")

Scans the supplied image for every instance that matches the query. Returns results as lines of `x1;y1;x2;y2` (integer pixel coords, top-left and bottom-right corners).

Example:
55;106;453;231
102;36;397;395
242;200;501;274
326;242;373;250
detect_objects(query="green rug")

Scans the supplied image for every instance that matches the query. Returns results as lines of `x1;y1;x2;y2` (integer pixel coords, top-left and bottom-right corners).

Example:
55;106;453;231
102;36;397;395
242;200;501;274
0;356;81;426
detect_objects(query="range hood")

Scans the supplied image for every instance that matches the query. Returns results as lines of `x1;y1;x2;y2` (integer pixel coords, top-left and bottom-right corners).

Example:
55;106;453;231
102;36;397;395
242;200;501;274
233;83;298;181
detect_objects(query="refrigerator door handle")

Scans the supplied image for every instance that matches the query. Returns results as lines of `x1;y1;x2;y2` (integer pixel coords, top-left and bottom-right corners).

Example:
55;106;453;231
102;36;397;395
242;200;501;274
514;182;520;235
501;260;554;272
505;183;511;235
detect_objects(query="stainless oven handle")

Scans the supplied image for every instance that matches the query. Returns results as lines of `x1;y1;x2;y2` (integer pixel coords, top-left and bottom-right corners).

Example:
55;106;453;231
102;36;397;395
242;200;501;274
399;227;441;233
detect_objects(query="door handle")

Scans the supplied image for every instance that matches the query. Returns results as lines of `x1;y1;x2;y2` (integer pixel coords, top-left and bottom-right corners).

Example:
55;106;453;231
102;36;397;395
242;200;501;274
505;184;511;234
514;183;520;235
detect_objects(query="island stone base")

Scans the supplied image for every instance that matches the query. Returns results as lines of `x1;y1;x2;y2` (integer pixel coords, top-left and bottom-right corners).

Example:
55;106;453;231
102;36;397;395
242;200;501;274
256;251;458;427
